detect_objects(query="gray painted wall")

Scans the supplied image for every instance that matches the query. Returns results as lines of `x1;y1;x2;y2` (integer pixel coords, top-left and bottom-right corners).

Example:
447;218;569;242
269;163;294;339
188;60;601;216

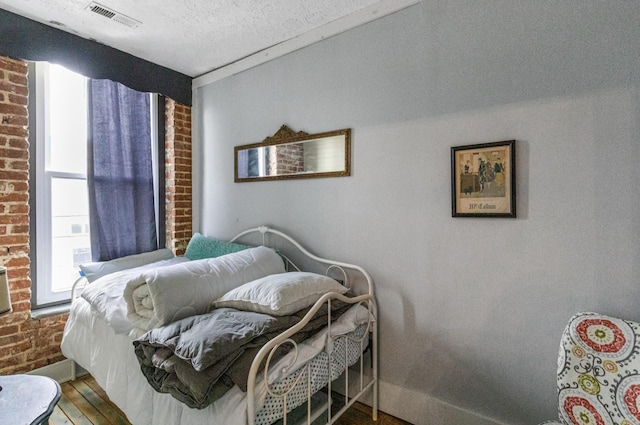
193;1;640;423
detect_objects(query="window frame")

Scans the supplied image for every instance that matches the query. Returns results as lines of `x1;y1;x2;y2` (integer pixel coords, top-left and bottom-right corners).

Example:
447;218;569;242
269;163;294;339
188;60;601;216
30;62;90;307
28;63;165;309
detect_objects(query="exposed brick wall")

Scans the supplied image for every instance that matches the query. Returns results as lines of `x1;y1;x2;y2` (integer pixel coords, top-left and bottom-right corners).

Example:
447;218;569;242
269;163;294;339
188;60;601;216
0;55;193;375
0;56;68;374
165;98;192;256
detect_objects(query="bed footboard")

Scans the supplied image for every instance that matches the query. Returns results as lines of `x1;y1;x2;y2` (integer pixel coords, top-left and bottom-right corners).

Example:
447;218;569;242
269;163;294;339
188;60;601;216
231;226;378;425
232;226;378;425
247;296;378;425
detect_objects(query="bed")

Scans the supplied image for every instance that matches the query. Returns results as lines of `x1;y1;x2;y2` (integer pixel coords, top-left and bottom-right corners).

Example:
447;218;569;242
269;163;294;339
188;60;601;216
61;226;378;425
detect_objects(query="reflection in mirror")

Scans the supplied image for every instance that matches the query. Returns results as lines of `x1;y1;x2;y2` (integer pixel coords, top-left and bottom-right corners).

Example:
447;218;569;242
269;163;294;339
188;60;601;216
235;125;351;182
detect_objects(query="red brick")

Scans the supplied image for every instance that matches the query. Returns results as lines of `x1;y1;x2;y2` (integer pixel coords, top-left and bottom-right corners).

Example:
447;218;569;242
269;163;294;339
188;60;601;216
0;125;28;138
10;224;29;234
2;116;28;127
0;103;27;116
0;324;19;336
0;214;20;225
0;339;32;358
0;58;27;73
8;138;29;150
0;81;28;97
0;148;28;161
8;93;28;106
8;204;29;215
0;233;28;244
7;73;28;86
0;169;28;181
10;160;29;171
0;353;26;371
5;256;29;268
11;300;31;312
0;192;28;203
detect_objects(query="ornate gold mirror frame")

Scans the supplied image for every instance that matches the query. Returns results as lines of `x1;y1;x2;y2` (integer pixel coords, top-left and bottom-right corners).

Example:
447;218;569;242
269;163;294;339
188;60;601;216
234;125;351;182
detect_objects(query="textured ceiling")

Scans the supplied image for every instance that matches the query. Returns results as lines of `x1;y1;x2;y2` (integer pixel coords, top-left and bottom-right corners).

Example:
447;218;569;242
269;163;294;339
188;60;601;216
0;0;413;77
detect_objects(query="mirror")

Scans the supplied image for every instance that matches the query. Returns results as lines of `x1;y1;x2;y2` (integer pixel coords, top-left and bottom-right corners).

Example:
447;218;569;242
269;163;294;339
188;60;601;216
235;125;351;182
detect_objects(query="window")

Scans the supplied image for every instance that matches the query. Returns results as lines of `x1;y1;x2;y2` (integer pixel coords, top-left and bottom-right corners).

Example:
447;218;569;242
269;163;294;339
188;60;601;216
30;63;161;308
33;63;90;306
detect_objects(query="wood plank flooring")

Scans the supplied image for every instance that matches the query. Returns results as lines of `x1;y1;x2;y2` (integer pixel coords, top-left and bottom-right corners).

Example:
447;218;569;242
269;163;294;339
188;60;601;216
50;375;411;425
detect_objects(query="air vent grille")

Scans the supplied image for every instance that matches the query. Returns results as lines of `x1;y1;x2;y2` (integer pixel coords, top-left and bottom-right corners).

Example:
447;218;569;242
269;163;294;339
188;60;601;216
86;2;140;28
89;4;115;19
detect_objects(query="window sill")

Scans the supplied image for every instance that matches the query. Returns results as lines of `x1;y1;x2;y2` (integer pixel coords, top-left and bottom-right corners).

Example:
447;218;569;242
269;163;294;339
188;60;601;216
31;303;71;319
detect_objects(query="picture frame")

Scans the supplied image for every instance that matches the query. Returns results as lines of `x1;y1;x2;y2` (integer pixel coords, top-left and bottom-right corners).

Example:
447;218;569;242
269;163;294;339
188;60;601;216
451;140;516;218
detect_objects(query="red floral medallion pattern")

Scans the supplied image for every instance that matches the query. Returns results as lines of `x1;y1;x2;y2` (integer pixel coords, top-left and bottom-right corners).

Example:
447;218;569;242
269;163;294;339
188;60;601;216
564;396;605;425
576;319;626;353
623;384;640;421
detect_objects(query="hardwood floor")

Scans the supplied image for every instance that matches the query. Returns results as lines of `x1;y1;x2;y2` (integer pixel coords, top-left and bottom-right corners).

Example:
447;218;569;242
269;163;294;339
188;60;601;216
50;375;411;425
50;375;130;425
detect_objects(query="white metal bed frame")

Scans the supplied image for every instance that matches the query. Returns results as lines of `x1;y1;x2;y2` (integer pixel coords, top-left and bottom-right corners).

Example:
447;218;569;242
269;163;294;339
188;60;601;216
68;225;378;425
230;226;378;425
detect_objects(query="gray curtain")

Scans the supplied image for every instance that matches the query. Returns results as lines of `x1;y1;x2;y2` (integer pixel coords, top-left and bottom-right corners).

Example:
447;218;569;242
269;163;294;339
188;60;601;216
88;79;157;261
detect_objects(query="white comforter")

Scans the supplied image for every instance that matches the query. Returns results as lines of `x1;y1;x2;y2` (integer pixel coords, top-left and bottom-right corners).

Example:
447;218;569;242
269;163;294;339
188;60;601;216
123;247;285;336
81;256;189;334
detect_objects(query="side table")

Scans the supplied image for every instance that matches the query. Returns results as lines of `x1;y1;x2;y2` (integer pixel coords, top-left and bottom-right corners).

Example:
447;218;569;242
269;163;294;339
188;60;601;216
0;374;61;425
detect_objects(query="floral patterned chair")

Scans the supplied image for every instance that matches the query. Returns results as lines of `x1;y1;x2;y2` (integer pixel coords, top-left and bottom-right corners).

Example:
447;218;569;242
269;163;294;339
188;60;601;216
542;312;640;425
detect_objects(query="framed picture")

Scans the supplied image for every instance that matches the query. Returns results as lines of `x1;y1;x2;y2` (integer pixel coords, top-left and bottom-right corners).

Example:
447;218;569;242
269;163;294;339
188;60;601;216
451;140;516;218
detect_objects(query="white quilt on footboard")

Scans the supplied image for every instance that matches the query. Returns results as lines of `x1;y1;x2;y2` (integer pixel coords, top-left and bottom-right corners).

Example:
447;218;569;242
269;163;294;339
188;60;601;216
62;297;369;425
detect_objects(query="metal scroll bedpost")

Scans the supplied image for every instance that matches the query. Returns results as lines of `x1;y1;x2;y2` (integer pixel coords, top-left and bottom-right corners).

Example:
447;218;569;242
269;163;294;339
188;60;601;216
230;226;378;425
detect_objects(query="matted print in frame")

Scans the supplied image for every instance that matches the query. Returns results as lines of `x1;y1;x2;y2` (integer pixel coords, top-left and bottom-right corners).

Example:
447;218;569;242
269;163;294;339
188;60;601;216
451;140;516;217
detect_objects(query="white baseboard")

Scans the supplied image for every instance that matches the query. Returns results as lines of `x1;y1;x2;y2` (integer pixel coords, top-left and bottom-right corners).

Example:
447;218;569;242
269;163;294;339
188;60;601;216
334;371;504;425
27;359;86;384
375;379;504;425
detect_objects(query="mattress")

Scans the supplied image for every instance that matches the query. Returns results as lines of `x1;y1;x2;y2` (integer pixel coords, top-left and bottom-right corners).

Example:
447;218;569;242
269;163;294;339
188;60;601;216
61;297;369;425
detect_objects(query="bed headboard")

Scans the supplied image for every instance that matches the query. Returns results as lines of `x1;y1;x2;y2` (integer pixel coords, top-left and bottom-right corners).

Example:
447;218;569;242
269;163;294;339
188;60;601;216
230;225;374;297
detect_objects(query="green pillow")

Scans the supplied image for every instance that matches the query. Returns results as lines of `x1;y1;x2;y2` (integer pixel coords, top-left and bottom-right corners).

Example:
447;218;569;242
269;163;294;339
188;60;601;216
184;233;253;260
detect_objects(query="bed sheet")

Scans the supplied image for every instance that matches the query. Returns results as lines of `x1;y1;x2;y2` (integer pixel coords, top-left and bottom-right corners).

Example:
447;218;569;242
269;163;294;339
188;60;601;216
62;297;369;425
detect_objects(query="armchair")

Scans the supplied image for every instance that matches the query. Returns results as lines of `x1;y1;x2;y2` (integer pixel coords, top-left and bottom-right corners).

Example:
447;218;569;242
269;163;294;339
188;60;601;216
542;312;640;425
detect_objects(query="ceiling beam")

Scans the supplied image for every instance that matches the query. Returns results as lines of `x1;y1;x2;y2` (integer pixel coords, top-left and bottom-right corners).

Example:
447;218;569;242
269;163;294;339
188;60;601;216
192;0;420;89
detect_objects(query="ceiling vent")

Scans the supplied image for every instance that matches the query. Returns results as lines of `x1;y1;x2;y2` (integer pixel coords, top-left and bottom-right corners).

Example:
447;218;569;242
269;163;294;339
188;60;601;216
86;2;141;28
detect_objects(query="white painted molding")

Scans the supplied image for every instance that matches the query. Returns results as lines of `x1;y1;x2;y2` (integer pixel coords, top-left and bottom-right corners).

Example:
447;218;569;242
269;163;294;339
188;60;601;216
27;359;86;383
375;379;505;425
192;0;420;89
334;374;505;425
190;91;201;235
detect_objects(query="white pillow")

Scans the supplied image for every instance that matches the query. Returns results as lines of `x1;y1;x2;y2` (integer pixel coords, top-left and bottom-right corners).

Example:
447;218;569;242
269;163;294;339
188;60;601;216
213;272;348;316
80;248;175;283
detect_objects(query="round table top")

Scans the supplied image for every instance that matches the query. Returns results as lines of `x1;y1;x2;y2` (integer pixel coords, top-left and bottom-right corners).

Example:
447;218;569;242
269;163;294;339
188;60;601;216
0;374;61;425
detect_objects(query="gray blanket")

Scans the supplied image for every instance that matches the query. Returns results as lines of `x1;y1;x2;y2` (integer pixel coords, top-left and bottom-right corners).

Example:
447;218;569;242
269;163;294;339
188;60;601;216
133;300;351;409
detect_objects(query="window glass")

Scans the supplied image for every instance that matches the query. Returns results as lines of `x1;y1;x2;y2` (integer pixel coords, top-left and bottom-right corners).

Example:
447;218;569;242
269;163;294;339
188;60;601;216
48;64;87;175
50;177;90;294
